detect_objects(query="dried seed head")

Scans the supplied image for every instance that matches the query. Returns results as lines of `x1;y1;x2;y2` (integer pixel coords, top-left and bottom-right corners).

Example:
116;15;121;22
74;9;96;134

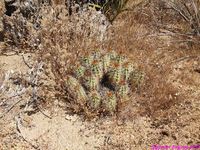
84;69;93;76
113;62;121;69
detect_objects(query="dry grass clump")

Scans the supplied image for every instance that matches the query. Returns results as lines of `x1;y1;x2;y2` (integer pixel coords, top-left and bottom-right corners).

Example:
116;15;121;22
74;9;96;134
3;12;40;50
116;64;181;121
142;0;200;45
20;5;112;117
97;7;184;121
2;3;109;52
74;0;146;22
138;68;180;118
164;0;200;35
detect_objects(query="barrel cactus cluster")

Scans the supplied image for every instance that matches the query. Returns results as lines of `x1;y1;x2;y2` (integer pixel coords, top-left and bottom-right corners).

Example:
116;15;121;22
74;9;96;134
65;50;144;114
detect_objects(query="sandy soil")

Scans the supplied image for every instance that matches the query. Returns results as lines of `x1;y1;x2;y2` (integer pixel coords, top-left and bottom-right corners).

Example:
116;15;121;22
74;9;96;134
0;46;199;150
0;1;200;149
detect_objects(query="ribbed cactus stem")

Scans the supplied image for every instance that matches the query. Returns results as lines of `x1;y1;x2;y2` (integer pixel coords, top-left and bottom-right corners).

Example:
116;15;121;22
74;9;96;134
65;75;87;105
91;60;103;78
117;80;129;98
105;91;117;112
129;71;144;86
88;90;101;109
83;70;99;91
114;55;126;64
66;75;80;87
122;62;133;81
75;85;87;105
102;54;111;73
108;51;117;60
92;51;101;59
108;63;122;86
81;53;93;67
74;64;85;79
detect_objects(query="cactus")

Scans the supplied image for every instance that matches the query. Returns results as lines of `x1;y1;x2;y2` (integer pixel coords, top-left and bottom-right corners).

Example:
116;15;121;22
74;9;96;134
101;53;111;73
107;62;122;87
65;75;87;105
122;62;133;81
114;54;126;64
88;90;101;109
80;53;93;67
84;73;99;91
108;51;117;60
91;59;103;78
74;85;88;105
104;91;117;113
65;50;144;115
74;63;86;79
117;80;130;98
65;75;80;87
92;51;101;59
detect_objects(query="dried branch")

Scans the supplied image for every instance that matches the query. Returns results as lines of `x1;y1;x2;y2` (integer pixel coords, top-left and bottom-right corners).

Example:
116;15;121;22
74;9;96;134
0;98;23;119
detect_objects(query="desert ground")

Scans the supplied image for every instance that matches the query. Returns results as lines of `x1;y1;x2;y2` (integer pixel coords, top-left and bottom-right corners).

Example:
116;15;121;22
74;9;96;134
0;0;200;150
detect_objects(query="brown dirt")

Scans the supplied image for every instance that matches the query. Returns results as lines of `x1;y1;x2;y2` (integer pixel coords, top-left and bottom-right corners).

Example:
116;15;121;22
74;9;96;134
0;1;200;150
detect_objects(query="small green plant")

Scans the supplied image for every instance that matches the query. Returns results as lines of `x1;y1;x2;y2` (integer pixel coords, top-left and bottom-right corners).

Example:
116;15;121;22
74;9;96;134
65;50;144;115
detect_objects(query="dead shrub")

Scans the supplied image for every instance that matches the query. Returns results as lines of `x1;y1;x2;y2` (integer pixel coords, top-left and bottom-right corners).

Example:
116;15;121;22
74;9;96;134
3;11;40;50
31;6;111;118
99;9;184;121
145;0;200;45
